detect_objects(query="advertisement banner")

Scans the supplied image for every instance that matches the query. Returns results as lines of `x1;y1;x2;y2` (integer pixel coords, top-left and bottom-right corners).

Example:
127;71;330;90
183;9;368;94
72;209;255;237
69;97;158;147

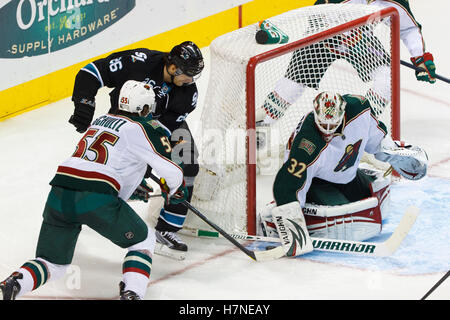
0;0;135;58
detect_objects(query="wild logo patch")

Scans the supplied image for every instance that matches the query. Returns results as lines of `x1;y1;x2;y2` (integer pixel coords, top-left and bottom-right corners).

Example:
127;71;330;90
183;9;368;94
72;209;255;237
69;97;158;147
334;139;362;172
299;138;316;155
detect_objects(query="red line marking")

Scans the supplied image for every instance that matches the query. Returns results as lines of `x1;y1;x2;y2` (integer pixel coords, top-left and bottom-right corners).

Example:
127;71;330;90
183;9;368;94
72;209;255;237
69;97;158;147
148;247;238;286
401;87;450;107
430;157;450;169
20;247;239;300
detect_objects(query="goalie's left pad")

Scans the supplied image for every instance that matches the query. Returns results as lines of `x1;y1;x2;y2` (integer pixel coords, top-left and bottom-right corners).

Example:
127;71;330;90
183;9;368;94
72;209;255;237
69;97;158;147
374;139;428;180
271;202;313;257
304;167;390;241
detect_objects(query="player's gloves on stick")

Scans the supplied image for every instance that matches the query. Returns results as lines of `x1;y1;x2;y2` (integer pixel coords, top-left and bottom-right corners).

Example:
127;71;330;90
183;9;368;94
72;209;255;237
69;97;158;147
129;179;153;202
159;178;189;205
410;52;436;83
69;97;96;133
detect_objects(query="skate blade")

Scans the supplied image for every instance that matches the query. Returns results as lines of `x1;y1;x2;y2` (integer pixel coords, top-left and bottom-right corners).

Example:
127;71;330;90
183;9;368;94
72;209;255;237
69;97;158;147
154;243;186;261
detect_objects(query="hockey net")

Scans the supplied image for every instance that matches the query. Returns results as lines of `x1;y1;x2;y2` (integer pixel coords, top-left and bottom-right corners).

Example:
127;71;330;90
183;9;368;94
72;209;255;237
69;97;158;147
187;4;400;235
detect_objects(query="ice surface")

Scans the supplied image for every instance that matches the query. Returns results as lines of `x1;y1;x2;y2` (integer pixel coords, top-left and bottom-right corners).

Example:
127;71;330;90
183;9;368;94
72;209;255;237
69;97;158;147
0;0;448;300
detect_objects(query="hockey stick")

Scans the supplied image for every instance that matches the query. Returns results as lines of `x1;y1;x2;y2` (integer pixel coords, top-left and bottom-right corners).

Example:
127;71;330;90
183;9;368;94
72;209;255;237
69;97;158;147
181;200;285;261
421;270;450;300
145;172;285;261
400;60;450;84
180;206;419;257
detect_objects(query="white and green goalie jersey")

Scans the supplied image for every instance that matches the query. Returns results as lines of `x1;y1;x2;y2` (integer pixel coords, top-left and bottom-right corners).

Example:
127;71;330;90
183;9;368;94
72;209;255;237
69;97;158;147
273;94;388;207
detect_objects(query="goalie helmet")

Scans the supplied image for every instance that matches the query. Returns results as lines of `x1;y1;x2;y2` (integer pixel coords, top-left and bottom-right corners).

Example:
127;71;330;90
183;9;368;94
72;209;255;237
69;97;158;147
118;80;156;117
313;91;346;141
167;41;204;81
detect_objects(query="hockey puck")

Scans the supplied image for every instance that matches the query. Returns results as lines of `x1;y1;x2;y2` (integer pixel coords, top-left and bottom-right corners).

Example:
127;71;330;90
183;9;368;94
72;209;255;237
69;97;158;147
255;30;269;44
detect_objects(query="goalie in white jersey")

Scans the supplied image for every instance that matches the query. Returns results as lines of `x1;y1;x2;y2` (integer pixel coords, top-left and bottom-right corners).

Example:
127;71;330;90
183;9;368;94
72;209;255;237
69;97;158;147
0;80;186;300
258;92;428;256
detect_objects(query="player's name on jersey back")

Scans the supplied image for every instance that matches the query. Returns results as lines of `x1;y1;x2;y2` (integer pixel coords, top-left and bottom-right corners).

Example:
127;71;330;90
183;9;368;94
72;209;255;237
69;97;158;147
92;115;127;132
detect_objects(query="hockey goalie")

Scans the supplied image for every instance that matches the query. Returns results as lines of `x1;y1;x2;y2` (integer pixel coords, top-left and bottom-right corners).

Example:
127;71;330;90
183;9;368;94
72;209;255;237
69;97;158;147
257;92;428;257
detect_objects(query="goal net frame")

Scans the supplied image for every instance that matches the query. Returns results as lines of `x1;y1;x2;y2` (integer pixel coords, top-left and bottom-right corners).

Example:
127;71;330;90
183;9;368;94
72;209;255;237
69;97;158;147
243;7;400;234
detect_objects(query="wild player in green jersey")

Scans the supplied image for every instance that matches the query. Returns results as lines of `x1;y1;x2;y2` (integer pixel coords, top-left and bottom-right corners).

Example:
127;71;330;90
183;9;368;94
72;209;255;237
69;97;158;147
257;92;428;253
257;0;437;125
0;81;188;300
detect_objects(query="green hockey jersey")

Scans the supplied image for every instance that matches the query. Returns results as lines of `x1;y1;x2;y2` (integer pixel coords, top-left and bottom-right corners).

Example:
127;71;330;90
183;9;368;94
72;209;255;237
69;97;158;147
273;94;387;206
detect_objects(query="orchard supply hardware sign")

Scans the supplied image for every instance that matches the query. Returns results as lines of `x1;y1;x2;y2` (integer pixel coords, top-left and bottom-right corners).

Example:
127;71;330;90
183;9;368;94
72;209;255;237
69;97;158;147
0;0;135;58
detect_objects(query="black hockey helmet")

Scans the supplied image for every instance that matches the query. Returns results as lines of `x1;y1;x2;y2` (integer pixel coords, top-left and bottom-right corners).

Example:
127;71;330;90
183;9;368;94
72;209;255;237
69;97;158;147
167;41;204;78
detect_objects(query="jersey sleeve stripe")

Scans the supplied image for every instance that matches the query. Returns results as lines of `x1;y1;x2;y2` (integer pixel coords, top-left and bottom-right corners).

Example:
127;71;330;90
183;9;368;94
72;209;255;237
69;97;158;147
56;166;121;192
81;62;104;87
370;113;388;136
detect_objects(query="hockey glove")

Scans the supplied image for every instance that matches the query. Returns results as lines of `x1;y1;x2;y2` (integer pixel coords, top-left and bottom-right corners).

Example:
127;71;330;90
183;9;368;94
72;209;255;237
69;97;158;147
374;140;428;180
69;97;96;133
129;179;154;202
410;52;436;83
159;178;189;205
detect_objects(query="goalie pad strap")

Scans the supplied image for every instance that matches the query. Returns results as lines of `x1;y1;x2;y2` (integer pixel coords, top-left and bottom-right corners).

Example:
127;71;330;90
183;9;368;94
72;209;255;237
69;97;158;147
302;197;378;217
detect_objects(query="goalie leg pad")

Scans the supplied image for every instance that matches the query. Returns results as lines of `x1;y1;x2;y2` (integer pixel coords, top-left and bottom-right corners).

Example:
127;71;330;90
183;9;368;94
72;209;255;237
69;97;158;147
257;201;278;238
304;196;383;241
271;202;313;257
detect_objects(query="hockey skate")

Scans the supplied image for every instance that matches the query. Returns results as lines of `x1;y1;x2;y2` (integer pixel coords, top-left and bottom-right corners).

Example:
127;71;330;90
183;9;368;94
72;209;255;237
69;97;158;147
155;230;187;261
0;272;22;300
119;281;140;300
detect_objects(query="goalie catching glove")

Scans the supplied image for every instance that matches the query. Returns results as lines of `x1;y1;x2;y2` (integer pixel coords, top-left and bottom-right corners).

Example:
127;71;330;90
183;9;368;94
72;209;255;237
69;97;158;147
159;177;189;205
375;139;428;180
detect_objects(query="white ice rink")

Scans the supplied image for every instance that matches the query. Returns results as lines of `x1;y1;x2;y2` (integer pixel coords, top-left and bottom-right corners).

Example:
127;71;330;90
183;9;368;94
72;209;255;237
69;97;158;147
0;1;449;302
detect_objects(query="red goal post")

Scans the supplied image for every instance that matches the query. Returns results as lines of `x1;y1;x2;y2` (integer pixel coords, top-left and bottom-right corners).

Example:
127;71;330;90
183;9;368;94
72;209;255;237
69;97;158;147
246;6;400;234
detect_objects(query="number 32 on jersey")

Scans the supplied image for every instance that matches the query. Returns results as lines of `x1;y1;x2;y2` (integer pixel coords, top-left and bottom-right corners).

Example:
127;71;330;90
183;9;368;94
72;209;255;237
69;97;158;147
288;158;306;178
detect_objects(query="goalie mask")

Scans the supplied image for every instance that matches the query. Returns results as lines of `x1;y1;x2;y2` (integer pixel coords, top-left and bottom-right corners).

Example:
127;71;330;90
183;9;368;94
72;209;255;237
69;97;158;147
313;91;346;142
118;80;157;117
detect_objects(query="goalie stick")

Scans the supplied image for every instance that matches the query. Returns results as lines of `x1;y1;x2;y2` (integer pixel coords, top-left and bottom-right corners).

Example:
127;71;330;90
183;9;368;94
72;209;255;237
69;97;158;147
180;206;419;257
145;171;285;261
182;200;285;261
